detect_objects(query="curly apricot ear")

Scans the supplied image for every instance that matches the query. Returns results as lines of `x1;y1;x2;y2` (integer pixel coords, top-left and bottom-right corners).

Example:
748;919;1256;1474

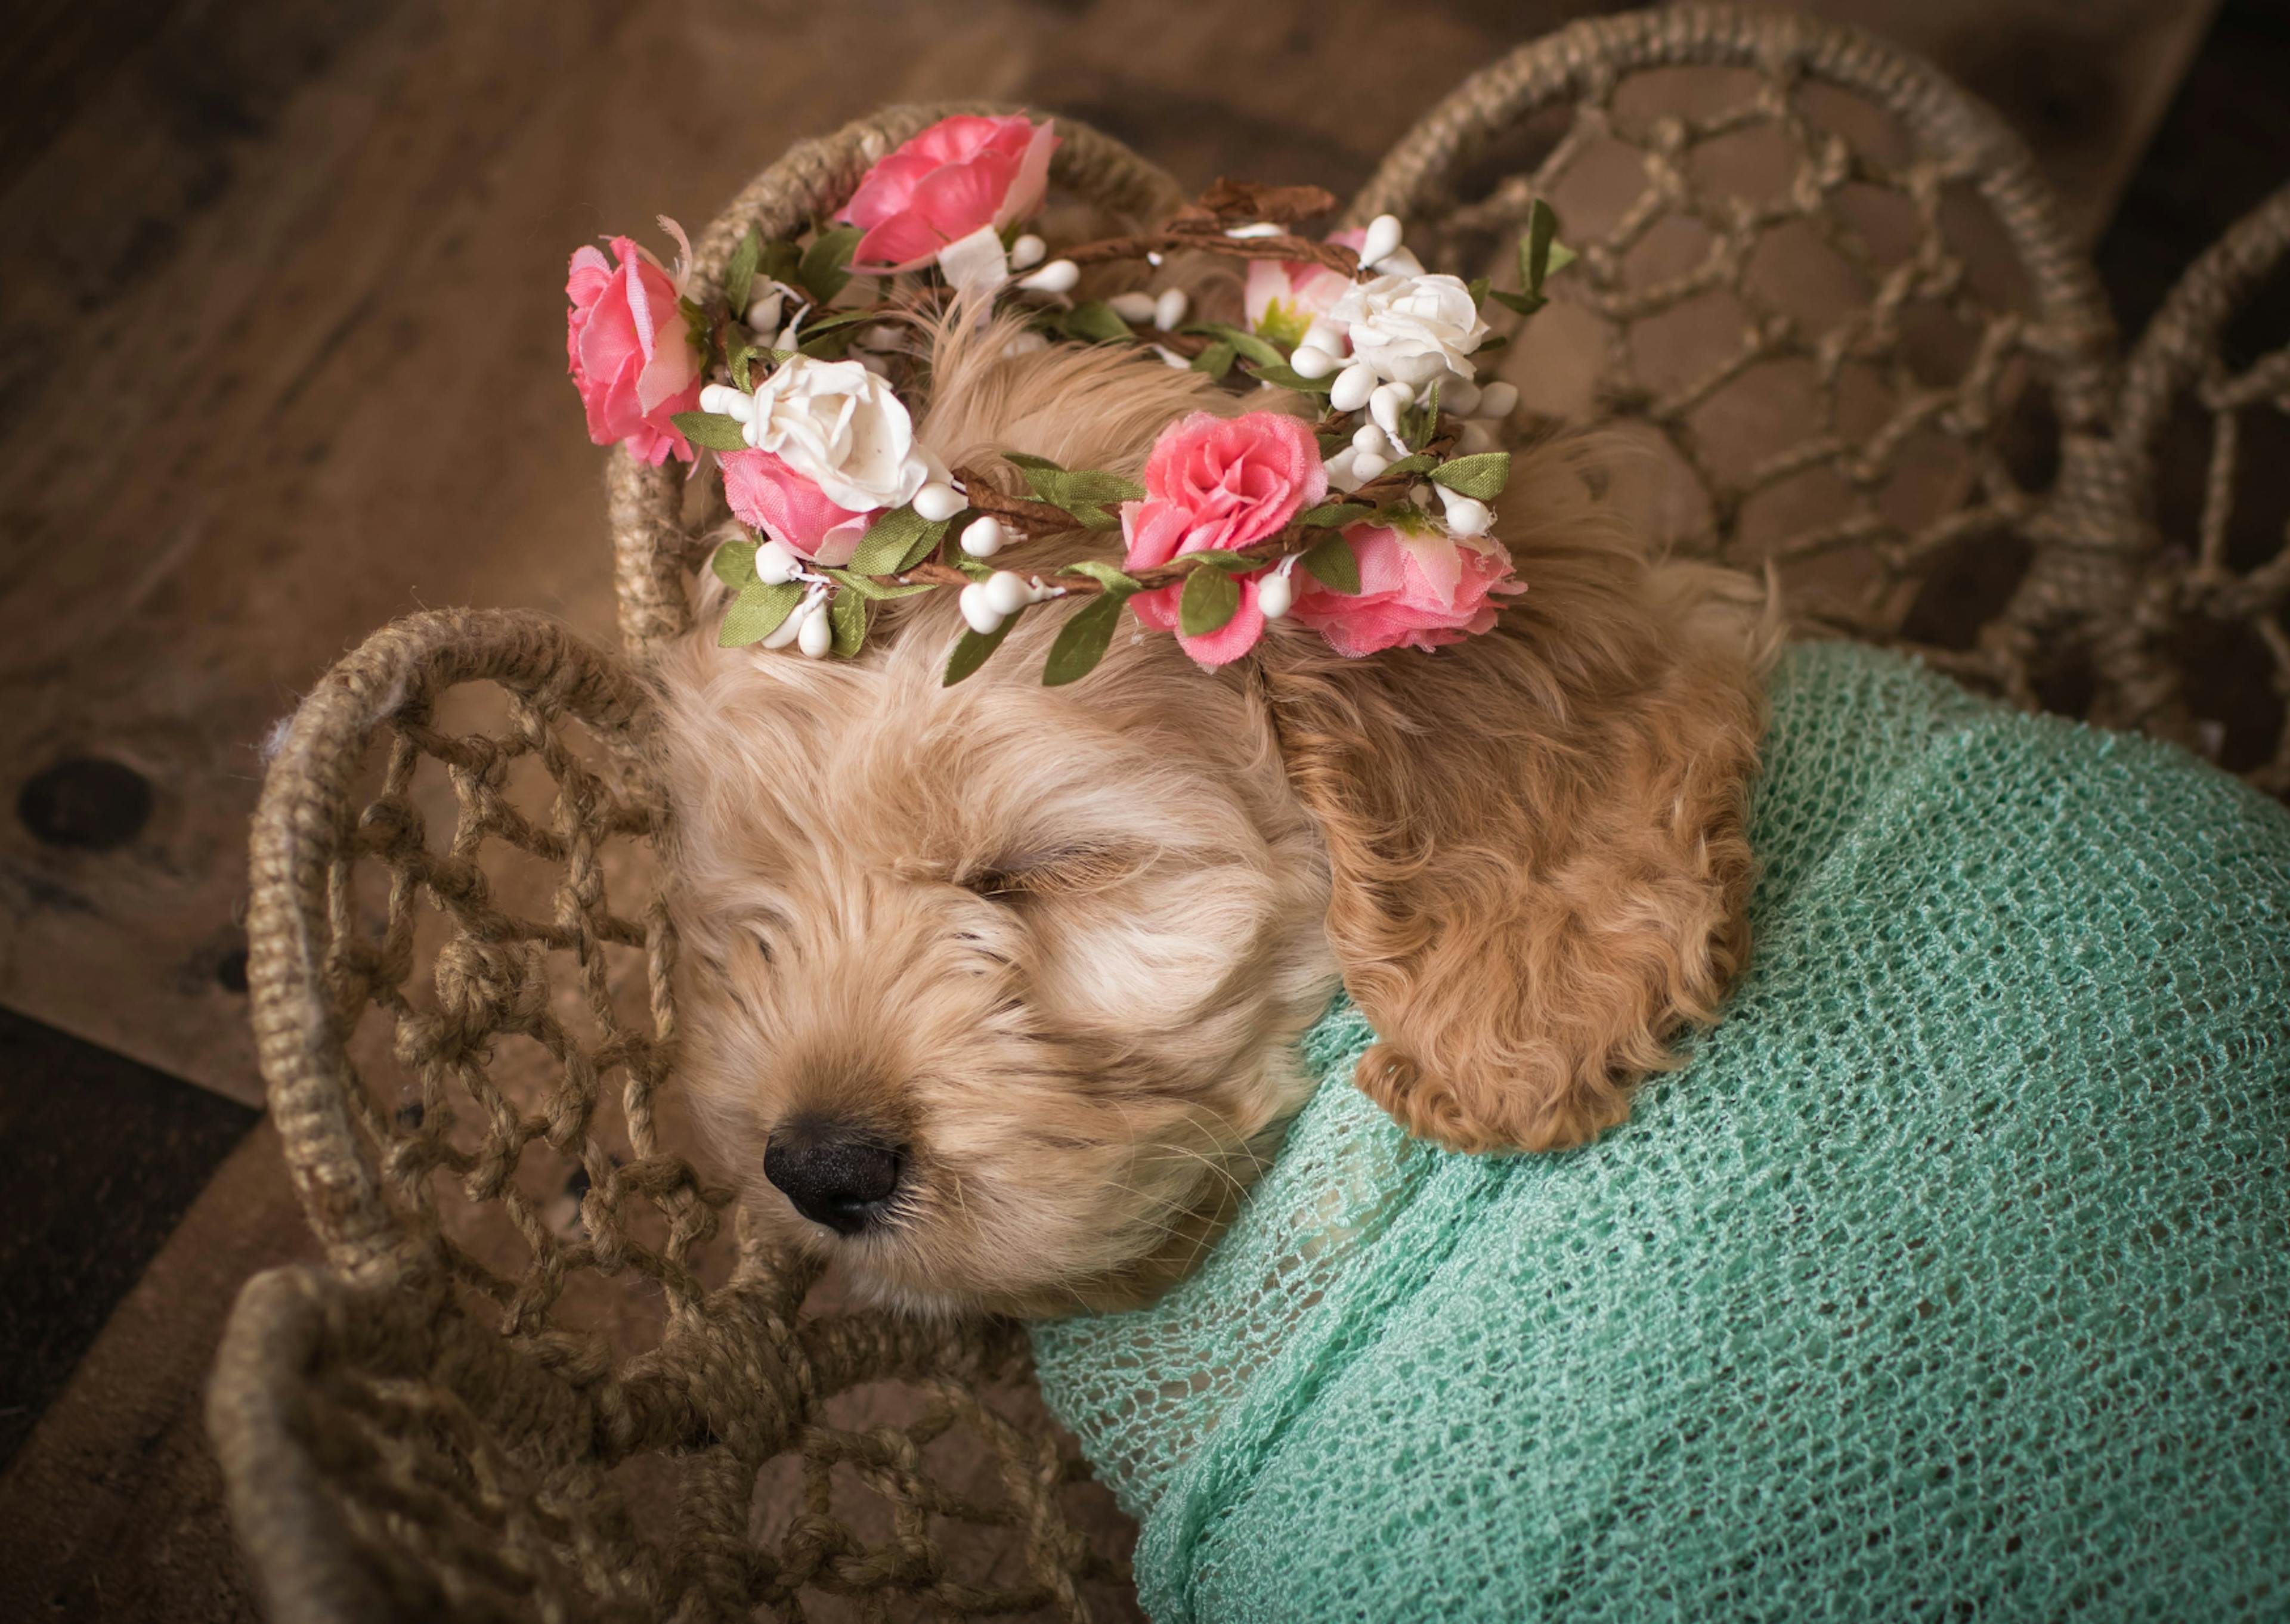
1260;439;1775;1155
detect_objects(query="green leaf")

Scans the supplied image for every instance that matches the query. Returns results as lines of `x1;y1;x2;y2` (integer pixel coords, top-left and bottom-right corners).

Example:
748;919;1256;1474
829;584;869;657
1189;549;1265;574
1178;563;1241;636
1430;451;1513;500
822;567;939;600
1489;289;1543;316
711;538;758;589
1045;469;1147;506
1002;451;1064;472
1409;380;1442;446
679;295;713;358
1317;429;1353;459
728;343;760;392
1042;592;1127;687
1192;340;1237;380
1466;275;1491;308
793;307;883;340
1011;463;1143;531
1063;300;1132;344
899;516;952;572
943;618;1014;685
1298;502;1372;529
717;581;804;647
1057;559;1144;594
844;508;948;575
1475;332;1511;352
1521;199;1560;293
757;238;802;287
723;227;763;314
1378;452;1438;479
954;555;996;582
1183;323;1284;368
798;223;863;305
671;411;750;453
1244;361;1335;394
1300;531;1360;594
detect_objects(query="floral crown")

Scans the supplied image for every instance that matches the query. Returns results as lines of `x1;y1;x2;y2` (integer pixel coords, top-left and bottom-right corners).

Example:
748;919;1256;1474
565;113;1573;684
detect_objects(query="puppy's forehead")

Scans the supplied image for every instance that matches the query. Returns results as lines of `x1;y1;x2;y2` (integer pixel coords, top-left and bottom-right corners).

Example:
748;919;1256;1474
673;613;1255;875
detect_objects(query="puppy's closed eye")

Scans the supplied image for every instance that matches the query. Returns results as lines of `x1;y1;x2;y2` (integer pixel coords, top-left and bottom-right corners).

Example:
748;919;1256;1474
958;845;1143;901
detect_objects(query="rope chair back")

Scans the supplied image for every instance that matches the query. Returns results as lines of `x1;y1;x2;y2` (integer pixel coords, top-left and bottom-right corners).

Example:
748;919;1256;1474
211;16;2290;1624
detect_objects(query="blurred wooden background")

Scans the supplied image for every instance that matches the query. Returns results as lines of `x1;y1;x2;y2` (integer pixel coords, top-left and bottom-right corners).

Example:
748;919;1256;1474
4;0;2283;1617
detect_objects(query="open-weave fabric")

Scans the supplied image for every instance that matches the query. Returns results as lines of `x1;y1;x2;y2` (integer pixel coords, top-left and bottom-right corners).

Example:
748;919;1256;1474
211;10;2290;1623
1033;641;2290;1622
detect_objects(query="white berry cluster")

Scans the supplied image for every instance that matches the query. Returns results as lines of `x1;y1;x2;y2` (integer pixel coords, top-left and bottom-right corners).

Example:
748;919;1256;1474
1287;215;1520;508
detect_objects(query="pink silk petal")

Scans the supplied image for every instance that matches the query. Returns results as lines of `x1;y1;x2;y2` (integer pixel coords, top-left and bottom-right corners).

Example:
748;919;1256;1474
1121;500;1192;572
621;247;657;367
807;512;873;569
1395;532;1464;611
840;149;937;227
1128;579;1181;634
722;451;876;558
908;154;1017;244
633;289;697;415
850;213;951;274
578;276;642;387
906;114;1010;166
566;245;614;305
996;120;1059;227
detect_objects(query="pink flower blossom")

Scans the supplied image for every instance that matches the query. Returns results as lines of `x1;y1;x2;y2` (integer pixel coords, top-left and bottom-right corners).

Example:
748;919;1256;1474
838;114;1060;274
1290;521;1525;657
1121;411;1328;667
1244;228;1366;348
721;450;877;567
565;229;702;466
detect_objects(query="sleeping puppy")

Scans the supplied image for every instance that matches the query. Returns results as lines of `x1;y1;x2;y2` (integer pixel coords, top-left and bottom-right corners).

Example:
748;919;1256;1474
654;310;1775;1318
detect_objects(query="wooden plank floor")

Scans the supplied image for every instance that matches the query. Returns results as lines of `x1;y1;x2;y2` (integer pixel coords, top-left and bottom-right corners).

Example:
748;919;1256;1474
0;1;2254;1620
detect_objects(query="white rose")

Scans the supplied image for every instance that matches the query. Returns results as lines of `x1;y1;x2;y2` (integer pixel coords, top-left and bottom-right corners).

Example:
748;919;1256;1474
741;355;943;513
1327;272;1491;390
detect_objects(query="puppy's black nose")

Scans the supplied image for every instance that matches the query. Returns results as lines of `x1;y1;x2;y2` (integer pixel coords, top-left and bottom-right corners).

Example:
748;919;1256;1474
763;1119;904;1235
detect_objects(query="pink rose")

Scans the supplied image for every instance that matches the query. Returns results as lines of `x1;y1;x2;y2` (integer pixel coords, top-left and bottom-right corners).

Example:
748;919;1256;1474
838;114;1060;274
565;231;702;466
720;450;876;567
1289;522;1525;657
1121;411;1328;667
1245;228;1366;349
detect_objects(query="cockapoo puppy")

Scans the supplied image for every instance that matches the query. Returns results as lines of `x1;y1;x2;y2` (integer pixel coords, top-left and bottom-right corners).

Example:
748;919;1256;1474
656;309;1775;1318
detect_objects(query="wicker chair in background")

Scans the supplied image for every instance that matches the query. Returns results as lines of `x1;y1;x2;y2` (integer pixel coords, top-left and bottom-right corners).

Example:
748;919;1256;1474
208;10;2290;1621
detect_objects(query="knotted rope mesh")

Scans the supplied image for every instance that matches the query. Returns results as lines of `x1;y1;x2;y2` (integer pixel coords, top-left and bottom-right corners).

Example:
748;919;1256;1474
212;16;2290;1624
1350;4;2287;788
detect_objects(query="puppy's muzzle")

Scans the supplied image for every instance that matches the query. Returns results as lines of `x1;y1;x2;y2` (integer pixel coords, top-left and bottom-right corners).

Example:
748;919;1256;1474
764;1116;905;1235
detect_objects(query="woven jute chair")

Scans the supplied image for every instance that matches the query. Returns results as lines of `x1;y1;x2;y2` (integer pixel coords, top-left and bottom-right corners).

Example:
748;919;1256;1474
208;9;2290;1621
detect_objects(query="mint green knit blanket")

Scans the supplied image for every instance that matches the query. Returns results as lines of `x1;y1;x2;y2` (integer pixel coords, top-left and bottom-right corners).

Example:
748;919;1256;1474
1031;643;2290;1623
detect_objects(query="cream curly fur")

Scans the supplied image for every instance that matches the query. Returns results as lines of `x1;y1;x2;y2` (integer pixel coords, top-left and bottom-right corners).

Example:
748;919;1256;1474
655;310;1777;1316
